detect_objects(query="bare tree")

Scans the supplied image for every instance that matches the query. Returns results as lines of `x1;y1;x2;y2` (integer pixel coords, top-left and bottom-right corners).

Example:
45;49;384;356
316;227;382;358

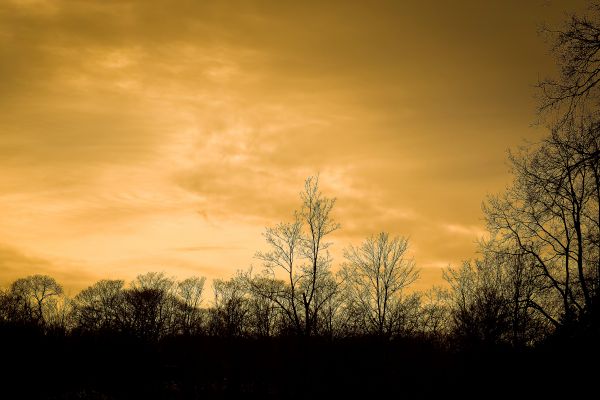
444;246;550;347
72;280;126;332
341;233;419;337
9;275;63;327
445;259;510;346
210;276;249;337
538;4;600;123
176;277;206;335
298;176;341;335
484;122;600;329
255;217;304;333
45;295;73;333
0;286;33;326
255;175;340;336
122;272;177;340
241;274;284;337
313;270;344;337
418;286;451;341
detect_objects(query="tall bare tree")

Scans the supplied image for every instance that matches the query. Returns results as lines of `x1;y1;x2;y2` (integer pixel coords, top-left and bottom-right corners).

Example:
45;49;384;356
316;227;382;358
255;175;340;336
484;122;600;329
298;176;340;335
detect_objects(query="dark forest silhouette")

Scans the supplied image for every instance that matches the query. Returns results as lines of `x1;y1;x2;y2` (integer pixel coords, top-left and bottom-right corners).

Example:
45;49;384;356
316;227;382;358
2;4;600;400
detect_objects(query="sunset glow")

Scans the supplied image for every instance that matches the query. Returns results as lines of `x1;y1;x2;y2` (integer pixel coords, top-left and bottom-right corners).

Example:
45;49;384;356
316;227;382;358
0;0;588;292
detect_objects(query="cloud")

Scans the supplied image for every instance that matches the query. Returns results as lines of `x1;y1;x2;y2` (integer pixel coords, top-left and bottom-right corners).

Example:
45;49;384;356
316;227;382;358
0;244;96;292
442;223;487;238
0;244;54;277
0;0;587;290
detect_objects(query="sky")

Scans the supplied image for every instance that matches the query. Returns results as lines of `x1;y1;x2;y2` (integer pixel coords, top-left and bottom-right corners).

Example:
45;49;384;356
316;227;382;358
0;0;591;294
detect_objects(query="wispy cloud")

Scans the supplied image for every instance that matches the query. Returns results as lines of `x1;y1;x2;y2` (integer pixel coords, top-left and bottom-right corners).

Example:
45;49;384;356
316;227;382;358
0;0;581;291
0;243;97;292
442;223;487;238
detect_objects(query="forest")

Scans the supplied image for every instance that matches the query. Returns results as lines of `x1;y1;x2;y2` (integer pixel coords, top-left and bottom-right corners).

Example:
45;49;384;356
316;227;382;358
2;4;600;400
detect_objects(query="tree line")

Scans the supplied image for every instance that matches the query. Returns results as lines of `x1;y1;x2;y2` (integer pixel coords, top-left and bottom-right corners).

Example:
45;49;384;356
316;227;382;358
0;177;447;342
1;0;600;357
2;133;598;345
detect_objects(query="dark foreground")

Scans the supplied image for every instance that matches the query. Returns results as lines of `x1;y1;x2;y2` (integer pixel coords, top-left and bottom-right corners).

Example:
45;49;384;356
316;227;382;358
2;328;597;399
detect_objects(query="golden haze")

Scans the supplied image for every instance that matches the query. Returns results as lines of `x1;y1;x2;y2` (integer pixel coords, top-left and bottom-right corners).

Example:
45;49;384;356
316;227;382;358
0;0;589;293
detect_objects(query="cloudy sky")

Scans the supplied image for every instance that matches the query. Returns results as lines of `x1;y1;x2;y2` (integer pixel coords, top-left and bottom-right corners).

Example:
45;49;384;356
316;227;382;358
0;0;589;293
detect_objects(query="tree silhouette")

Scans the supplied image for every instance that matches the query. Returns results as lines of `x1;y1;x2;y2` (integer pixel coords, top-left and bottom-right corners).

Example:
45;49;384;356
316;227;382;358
210;275;249;337
72;279;126;333
129;272;183;340
243;274;283;337
298;175;341;336
445;257;515;346
255;217;304;334
418;286;450;340
484;121;600;331
0;284;33;326
8;275;63;328
175;276;206;335
539;4;600;122
341;233;419;337
255;175;340;336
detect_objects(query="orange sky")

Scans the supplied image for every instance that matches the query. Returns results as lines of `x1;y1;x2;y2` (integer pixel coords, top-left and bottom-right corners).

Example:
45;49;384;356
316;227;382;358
0;0;590;294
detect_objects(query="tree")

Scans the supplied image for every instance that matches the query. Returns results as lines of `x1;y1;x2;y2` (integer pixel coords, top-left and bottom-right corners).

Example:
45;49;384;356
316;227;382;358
341;232;419;337
298;176;341;336
255;175;340;336
445;259;508;346
417;286;450;341
210;276;249;337
0;286;33;326
484;122;600;331
437;5;600;343
444;246;552;348
255;217;304;334
121;272;177;340
242;274;284;337
175;277;206;335
9;275;63;327
538;4;600;123
72;279;125;333
312;270;344;337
